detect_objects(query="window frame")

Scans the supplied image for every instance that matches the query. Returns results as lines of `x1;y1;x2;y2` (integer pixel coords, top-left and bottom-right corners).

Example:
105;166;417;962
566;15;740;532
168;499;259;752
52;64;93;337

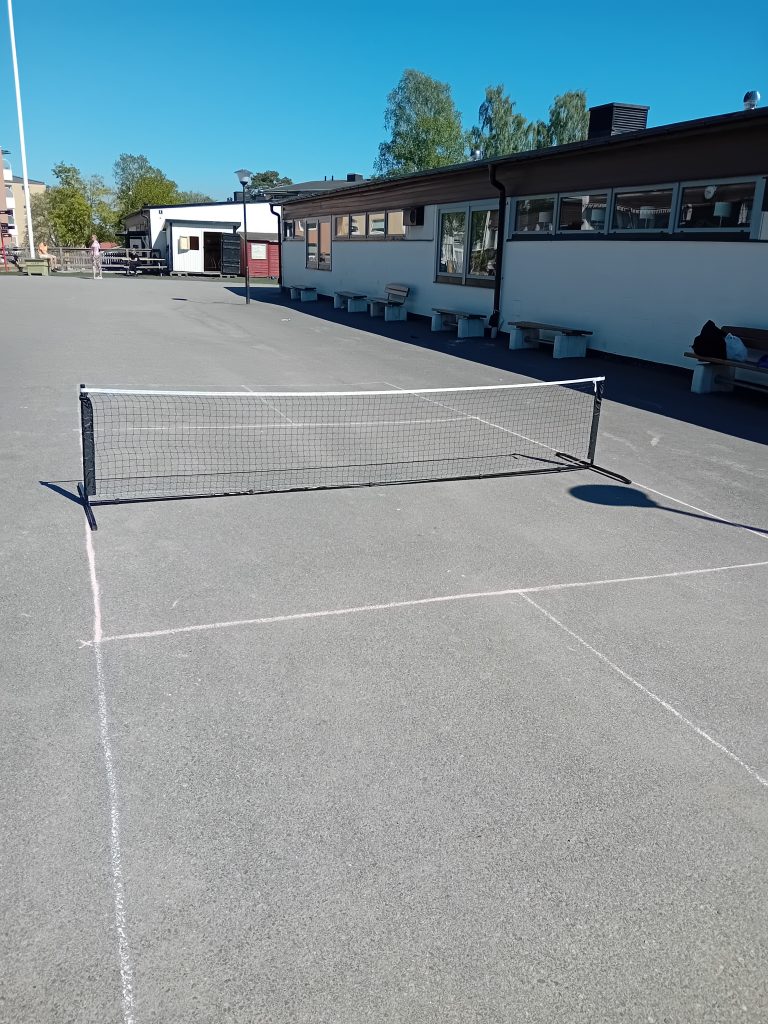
556;192;610;235
435;202;497;287
674;176;762;236
609;183;678;234
510;194;557;236
305;216;332;271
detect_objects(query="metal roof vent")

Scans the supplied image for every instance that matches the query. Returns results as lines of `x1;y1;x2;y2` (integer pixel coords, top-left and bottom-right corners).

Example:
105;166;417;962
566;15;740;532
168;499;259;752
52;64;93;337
587;103;650;139
743;90;760;110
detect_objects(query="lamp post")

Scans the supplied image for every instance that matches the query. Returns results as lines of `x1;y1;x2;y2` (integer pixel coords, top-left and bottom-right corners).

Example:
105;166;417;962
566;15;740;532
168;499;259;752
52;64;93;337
235;168;252;304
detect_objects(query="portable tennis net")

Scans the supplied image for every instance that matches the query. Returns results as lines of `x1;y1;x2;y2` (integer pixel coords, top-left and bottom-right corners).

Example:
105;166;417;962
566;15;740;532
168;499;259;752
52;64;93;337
78;378;627;528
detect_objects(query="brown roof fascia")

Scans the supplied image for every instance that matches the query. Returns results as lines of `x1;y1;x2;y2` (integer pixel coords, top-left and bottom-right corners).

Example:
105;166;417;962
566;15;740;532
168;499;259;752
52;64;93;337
284;108;768;216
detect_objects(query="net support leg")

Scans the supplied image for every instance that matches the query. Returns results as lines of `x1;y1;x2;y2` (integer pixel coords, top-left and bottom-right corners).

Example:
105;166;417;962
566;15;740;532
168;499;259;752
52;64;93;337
554;379;632;484
77;483;98;530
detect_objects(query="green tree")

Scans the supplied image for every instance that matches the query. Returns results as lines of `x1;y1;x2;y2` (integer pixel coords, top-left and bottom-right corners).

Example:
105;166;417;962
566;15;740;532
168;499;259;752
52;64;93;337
542;90;589;148
468;84;531;158
85;174;119;241
248;170;293;195
375;69;466;177
46;162;93;245
113;153;179;217
176;190;214;204
28;190;55;247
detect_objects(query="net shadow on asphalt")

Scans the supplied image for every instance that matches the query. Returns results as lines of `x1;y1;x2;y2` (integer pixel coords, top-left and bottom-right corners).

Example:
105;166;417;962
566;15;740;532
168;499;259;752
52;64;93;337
569;483;768;536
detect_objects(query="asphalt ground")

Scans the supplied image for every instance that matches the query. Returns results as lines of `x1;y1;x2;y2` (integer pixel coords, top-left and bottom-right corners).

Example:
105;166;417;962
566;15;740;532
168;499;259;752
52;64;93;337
1;274;767;1024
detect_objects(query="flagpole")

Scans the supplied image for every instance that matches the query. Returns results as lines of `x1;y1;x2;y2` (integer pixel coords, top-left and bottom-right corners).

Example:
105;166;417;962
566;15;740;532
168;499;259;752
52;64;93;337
7;0;33;256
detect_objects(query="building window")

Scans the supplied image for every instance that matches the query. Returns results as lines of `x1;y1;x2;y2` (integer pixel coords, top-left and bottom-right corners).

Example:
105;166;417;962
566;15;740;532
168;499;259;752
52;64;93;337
319;218;331;269
306;220;318;268
367;212;386;237
306;218;331;270
350;213;366;237
612;189;673;230
283;219;304;240
558;193;608;232
514;196;555;233
387;210;405;237
189;236;200;250
468;208;498;276
334;215;349;238
678;181;755;230
438;211;466;275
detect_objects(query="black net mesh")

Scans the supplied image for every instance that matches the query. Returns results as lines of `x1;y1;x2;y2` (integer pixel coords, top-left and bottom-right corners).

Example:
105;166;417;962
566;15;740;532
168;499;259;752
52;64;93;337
81;380;601;502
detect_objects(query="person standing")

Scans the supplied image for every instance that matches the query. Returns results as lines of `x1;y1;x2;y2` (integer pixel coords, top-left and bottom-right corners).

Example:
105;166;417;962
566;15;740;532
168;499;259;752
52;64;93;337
90;234;102;279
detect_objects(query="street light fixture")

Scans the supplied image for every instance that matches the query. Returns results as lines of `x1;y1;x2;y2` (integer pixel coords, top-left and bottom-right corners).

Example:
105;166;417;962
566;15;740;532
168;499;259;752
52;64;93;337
235;168;252;304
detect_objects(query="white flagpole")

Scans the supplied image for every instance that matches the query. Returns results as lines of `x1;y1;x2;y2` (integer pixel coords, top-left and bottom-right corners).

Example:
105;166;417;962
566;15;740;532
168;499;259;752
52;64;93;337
7;0;34;255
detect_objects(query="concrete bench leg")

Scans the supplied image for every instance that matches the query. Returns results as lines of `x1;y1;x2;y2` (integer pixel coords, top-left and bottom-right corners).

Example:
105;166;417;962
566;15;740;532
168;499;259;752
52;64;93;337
348;297;367;313
509;327;538;350
368;301;384;318
289;286;301;300
691;363;734;394
384;305;407;322
333;293;345;309
457;317;484;339
431;313;450;332
552;333;587;358
299;288;317;302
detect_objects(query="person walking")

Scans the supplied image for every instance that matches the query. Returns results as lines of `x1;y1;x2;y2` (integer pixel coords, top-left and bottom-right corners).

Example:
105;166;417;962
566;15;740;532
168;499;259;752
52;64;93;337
90;234;102;279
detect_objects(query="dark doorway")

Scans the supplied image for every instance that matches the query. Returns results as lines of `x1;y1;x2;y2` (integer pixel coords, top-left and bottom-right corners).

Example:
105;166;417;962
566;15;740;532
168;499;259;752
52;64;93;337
203;231;222;272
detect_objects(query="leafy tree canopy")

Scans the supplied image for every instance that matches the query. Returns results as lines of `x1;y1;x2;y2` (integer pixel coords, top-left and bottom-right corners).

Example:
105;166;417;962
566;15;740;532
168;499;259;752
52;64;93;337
375;69;466;177
176;190;214;204
468;84;530;159
113;153;179;217
248;170;293;195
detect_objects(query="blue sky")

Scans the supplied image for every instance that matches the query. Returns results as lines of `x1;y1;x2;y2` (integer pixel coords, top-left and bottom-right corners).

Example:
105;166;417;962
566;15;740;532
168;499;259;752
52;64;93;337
2;0;766;199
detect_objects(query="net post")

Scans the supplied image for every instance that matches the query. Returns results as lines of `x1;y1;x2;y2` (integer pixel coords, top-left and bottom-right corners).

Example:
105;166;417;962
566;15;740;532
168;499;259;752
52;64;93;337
80;385;96;496
587;378;603;464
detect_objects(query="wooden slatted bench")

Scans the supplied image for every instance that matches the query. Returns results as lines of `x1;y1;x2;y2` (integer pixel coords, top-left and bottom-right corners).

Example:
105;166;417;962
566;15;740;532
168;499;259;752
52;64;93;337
285;284;318;302
368;283;410;322
685;326;768;394
510;321;592;359
431;308;486;339
334;290;368;313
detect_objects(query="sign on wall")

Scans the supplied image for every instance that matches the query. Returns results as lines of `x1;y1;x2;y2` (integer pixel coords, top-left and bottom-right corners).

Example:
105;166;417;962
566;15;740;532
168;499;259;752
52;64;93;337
250;243;267;260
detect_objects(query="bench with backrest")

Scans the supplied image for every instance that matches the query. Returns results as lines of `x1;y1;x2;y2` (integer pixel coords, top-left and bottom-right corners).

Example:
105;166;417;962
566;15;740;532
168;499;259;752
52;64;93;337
285;284;318;302
368;283;410;321
431;308;486;339
509;321;592;359
685;326;768;394
334;290;368;313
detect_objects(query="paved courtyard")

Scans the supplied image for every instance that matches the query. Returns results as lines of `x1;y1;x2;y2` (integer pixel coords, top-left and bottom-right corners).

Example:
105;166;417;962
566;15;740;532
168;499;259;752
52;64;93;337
1;274;767;1024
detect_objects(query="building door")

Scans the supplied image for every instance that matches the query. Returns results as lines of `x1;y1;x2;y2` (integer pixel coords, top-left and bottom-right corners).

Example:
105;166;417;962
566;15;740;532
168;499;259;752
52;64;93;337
267;241;280;279
203;231;222;272
220;234;241;276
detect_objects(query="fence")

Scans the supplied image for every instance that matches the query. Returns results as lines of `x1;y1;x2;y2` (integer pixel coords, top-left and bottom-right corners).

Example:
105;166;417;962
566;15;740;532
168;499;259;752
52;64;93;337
52;247;166;274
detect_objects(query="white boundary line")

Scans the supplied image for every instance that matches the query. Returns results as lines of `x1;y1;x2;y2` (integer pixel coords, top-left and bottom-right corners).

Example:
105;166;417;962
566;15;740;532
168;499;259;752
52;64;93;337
519;593;768;790
83;522;135;1022
634;481;768;541
80;377;603;398
84;559;768;646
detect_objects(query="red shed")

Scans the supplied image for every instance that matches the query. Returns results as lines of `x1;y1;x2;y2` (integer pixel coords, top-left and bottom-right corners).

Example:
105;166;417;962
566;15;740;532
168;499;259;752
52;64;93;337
240;232;280;279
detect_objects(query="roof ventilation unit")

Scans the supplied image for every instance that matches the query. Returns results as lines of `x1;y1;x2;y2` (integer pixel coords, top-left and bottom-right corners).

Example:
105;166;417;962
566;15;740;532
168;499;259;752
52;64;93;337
743;90;760;110
587;103;650;139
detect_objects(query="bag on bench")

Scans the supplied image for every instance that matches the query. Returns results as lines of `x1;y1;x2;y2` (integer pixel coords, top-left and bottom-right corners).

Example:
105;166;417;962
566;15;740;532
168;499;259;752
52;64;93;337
724;333;748;361
692;320;726;359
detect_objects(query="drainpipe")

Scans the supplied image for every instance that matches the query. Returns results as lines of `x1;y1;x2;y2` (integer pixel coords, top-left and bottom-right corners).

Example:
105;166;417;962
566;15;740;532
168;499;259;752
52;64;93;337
269;202;282;287
488;163;506;339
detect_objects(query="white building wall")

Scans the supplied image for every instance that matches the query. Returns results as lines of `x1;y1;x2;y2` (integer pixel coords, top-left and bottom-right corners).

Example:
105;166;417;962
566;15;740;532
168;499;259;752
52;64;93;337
500;239;768;368
170;229;205;273
282;198;768;369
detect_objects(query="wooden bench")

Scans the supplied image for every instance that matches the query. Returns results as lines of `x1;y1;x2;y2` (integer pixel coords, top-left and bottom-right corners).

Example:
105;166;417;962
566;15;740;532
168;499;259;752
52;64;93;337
431;308;486;339
368;283;409;322
24;258;50;277
334;290;368;313
285;284;318;302
685;326;768;394
509;321;592;359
